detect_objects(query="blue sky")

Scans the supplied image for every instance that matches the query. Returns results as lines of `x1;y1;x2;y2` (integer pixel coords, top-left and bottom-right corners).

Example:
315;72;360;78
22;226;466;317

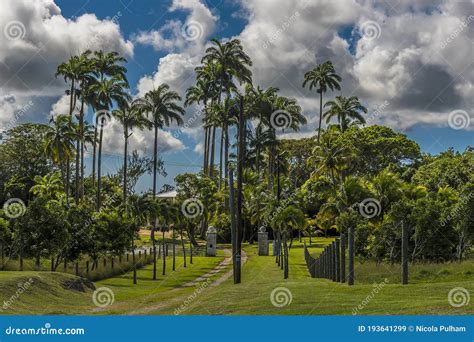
0;0;472;193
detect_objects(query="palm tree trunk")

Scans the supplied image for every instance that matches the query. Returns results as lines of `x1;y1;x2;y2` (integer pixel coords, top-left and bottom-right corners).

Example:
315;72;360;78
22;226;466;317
203;126;209;173
218;127;224;189
224;123;229;209
317;90;323;143
92;125;97;187
69;81;75;116
75;139;80;204
235;96;245;284
209;126;216;177
152;123;158;280
122;126;128;205
77;96;85;201
65;157;71;202
96;122;104;211
205;126;211;175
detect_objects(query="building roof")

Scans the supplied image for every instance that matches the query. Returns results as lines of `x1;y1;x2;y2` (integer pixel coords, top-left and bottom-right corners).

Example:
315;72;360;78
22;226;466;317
156;190;177;198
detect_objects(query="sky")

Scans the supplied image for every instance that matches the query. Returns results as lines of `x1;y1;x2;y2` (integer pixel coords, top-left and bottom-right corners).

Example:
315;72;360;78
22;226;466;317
0;0;473;193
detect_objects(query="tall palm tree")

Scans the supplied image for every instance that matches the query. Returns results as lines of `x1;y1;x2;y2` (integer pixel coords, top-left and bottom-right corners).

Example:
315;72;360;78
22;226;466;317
90;51;129;190
56;55;83;202
44;115;77;198
113;102;151;205
56;55;82;118
134;84;184;280
201;39;252;182
73;51;95;203
89;75;131;210
194;62;225;177
302;61;341;143
185;78;213;174
323;95;367;132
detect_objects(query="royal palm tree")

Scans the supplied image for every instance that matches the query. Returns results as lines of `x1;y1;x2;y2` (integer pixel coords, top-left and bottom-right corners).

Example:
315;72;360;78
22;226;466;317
112;102;151;205
56;55;83;117
302;61;341;143
56;54;83;202
89;75;131;210
74;51;95;203
185;78;213;174
44;115;77;199
323;95;367;132
201;39;252;181
90;51;129;190
134;84;184;280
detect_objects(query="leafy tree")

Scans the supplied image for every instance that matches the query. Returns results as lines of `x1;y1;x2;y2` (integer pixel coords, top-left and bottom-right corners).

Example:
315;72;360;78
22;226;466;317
17;197;70;270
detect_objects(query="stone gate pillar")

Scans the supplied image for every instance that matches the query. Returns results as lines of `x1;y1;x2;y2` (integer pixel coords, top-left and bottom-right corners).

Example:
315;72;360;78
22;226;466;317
206;226;217;256
258;227;269;256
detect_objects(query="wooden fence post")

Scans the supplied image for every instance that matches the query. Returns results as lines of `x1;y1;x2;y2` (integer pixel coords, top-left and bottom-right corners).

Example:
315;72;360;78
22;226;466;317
348;227;354;286
402;221;408;285
340;233;346;283
335;239;341;282
324;249;328;279
190;243;193;264
86;261;89;274
332;242;337;281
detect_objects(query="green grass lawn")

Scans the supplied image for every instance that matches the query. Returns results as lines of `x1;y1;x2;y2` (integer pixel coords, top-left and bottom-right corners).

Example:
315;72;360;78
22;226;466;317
144;238;474;315
0;238;473;315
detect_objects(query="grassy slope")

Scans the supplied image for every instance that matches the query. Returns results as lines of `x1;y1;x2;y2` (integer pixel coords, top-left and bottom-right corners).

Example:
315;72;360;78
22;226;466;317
0;272;93;315
0;251;226;315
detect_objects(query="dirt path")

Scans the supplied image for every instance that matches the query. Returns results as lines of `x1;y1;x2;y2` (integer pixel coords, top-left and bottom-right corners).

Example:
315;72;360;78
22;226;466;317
126;248;248;315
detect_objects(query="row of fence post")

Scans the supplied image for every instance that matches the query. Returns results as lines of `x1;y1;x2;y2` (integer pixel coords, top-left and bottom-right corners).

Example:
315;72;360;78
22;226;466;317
303;228;355;285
